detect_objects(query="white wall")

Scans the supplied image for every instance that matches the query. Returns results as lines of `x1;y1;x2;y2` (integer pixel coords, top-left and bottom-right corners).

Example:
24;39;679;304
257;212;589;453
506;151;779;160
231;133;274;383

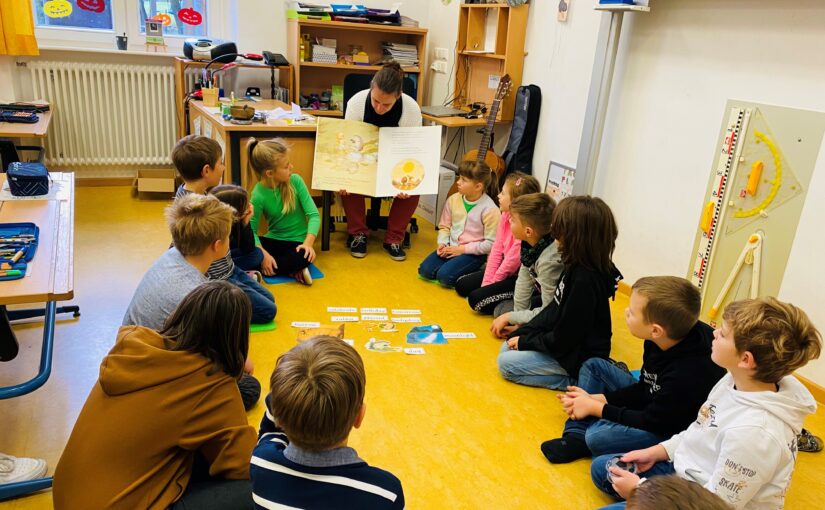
591;0;825;385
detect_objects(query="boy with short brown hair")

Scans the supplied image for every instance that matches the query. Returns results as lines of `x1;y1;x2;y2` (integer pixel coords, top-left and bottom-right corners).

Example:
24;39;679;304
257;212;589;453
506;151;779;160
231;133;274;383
596;297;822;509
625;475;730;510
251;336;404;509
542;276;725;464
171;134;224;196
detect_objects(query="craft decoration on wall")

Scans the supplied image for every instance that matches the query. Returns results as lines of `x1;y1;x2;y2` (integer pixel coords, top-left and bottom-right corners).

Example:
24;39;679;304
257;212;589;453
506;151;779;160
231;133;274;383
145;18;164;45
688;100;825;325
44;0;73;18
76;0;105;14
155;13;172;26
177;8;203;25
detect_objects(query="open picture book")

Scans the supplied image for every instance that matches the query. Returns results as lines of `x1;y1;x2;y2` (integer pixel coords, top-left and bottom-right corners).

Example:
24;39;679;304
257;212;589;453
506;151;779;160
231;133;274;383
312;118;441;197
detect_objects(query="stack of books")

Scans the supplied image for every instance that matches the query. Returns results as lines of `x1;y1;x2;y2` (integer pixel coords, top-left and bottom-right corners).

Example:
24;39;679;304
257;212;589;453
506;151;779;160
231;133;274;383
380;42;419;67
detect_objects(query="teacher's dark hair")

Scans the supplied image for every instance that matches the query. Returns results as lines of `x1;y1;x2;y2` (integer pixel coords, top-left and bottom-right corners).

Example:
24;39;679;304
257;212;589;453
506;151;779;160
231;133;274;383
371;61;404;96
161;281;251;379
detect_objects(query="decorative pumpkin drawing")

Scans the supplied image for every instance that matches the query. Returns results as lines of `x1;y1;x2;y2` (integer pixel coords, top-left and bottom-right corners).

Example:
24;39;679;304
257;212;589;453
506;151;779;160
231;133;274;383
44;0;73;18
177;8;202;25
155;13;172;26
76;0;105;14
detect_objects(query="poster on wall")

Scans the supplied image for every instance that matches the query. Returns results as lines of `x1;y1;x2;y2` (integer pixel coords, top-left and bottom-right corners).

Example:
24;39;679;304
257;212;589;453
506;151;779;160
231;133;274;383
545;161;575;201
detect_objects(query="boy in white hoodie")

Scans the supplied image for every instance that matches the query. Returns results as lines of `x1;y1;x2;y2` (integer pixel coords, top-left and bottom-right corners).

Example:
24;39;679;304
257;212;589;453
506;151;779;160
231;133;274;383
592;297;822;510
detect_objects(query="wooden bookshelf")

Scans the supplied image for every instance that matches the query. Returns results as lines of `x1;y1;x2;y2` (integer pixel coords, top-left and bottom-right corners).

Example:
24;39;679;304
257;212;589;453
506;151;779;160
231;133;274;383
453;3;528;121
287;18;428;114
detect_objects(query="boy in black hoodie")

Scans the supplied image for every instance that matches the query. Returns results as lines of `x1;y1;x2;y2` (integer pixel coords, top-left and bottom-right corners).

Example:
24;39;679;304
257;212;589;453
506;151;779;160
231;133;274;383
541;276;725;464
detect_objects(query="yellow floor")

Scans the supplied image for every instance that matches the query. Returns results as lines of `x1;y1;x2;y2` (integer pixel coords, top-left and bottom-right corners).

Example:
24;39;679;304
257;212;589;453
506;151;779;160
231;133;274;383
2;186;825;509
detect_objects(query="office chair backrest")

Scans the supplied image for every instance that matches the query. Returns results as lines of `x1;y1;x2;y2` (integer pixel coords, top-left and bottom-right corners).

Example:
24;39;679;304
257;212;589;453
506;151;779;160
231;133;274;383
0;141;20;173
342;73;417;115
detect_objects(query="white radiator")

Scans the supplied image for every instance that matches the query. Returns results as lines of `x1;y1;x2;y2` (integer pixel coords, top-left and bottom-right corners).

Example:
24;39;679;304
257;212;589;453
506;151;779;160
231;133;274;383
29;61;176;167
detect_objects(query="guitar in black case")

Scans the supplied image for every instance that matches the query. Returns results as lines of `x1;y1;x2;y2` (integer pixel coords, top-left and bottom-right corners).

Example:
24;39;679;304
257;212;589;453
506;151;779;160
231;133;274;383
502;84;542;177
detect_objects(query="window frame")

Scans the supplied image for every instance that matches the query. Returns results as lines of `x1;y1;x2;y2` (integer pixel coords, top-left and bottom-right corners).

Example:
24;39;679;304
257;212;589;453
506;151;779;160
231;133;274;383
33;0;229;53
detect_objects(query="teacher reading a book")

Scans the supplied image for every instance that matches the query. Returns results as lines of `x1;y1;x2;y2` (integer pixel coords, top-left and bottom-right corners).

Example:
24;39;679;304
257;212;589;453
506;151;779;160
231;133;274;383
340;61;423;262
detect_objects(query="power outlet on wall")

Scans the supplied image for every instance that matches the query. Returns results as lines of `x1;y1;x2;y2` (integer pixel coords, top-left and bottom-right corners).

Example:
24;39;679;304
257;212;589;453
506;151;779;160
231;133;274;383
435;47;449;60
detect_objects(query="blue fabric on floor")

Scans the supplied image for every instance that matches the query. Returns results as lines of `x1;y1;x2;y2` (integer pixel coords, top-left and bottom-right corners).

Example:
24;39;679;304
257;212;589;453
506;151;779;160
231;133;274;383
630;369;641;379
262;263;324;284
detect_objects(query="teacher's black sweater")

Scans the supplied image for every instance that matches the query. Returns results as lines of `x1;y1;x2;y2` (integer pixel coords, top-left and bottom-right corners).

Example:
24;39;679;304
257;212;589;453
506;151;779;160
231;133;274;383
602;321;726;437
513;264;623;378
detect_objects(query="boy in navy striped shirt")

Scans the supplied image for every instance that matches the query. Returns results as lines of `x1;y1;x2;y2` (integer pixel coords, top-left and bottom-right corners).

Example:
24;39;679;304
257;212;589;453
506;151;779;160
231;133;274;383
251;336;405;509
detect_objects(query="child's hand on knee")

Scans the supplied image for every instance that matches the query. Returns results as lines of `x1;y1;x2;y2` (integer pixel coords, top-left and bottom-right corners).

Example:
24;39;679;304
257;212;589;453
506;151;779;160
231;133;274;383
261;250;278;276
622;445;668;473
609;467;640;499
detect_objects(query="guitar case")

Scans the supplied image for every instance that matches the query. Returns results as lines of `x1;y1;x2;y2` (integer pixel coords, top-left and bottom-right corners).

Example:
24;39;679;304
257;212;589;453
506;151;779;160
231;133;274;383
502;84;541;177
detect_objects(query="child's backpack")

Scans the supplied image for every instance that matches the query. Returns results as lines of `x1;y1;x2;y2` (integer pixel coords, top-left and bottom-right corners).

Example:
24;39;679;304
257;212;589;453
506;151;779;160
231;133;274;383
501;84;542;179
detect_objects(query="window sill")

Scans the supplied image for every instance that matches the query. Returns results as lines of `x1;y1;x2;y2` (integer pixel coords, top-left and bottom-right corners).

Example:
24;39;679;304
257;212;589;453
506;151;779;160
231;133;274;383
38;45;179;59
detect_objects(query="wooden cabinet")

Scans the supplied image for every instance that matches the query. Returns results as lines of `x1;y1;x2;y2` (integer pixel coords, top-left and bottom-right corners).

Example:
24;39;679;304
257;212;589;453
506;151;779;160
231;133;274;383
454;3;528;121
287;19;428;117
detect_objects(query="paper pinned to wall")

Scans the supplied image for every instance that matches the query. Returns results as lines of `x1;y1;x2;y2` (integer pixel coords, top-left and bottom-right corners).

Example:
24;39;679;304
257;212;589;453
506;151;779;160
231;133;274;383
545;161;575;201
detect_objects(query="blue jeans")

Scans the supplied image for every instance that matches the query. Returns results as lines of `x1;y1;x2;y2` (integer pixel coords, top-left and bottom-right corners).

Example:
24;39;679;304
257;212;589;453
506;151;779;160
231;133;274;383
563;358;665;457
418;251;485;287
228;266;276;324
231;247;264;272
592;452;675;501
496;342;574;390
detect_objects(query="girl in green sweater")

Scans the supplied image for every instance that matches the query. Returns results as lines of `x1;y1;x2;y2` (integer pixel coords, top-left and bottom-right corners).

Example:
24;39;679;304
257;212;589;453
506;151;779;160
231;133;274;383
248;138;321;285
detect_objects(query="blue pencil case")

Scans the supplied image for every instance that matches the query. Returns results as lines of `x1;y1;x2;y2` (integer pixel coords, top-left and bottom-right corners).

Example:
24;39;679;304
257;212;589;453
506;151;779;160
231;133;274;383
0;222;39;282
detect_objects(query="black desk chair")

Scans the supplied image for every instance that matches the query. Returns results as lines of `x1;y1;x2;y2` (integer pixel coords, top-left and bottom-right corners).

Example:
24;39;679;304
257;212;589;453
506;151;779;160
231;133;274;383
0;140;45;173
333;73;419;247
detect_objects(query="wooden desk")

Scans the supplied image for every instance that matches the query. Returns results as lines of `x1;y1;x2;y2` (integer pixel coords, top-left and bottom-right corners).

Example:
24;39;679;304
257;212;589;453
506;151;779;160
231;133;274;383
0;110;52;138
174;57;293;139
421;112;490;128
0;172;74;306
188;99;317;192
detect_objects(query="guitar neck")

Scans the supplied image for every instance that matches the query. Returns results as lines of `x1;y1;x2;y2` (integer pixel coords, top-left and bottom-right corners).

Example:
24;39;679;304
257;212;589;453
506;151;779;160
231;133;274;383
477;99;502;162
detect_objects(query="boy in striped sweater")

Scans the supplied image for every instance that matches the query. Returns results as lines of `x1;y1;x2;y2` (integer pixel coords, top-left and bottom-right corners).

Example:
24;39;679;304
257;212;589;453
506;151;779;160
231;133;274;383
251;336;405;509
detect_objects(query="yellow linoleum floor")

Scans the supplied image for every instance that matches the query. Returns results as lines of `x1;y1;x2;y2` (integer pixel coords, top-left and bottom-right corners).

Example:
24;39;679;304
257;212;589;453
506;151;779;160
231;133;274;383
2;186;825;509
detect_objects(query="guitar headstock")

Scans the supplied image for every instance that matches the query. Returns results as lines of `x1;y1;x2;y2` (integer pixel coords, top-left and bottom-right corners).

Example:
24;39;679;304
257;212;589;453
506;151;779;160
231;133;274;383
495;74;512;102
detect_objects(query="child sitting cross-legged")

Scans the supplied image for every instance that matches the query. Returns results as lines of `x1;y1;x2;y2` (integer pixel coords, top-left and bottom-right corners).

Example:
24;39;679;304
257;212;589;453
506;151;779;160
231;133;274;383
593;297;822;509
251;336;404;509
418;160;501;287
541;276;725;464
454;172;542;314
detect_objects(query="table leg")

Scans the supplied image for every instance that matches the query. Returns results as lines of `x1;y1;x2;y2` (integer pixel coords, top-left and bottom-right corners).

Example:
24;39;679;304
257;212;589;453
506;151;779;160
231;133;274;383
0;301;56;400
322;190;331;251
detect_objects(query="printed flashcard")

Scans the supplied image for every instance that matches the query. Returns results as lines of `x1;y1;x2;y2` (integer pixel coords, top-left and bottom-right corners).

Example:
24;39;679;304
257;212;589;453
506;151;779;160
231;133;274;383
291;321;321;328
391;317;422;323
342;339;355;346
361;307;388;314
404;347;426;355
328;306;358;313
365;322;398;332
361;314;389;322
406;332;447;344
365;338;402;353
443;332;477;339
296;324;345;342
391;309;422;315
331;316;359;322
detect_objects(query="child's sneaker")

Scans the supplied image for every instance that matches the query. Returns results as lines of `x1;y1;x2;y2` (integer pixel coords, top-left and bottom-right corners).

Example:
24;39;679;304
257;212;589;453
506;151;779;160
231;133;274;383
383;242;406;261
798;428;823;453
350;234;367;258
301;266;313;286
540;434;591;464
0;453;48;484
291;268;312;286
246;270;263;283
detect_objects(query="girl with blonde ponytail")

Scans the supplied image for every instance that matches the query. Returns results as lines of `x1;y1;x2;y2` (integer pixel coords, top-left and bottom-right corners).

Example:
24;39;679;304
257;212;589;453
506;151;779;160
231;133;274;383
247;138;321;285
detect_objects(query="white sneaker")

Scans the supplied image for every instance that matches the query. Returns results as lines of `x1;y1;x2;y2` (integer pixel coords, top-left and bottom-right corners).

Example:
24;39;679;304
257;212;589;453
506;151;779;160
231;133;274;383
0;453;48;484
301;266;313;286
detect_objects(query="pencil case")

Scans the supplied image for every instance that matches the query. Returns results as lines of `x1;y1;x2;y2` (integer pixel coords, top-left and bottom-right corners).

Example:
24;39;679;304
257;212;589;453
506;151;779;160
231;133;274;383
0;222;39;282
7;162;50;197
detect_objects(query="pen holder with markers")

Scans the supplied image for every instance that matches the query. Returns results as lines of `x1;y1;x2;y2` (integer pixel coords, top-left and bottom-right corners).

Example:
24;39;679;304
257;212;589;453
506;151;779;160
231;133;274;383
0;222;39;281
